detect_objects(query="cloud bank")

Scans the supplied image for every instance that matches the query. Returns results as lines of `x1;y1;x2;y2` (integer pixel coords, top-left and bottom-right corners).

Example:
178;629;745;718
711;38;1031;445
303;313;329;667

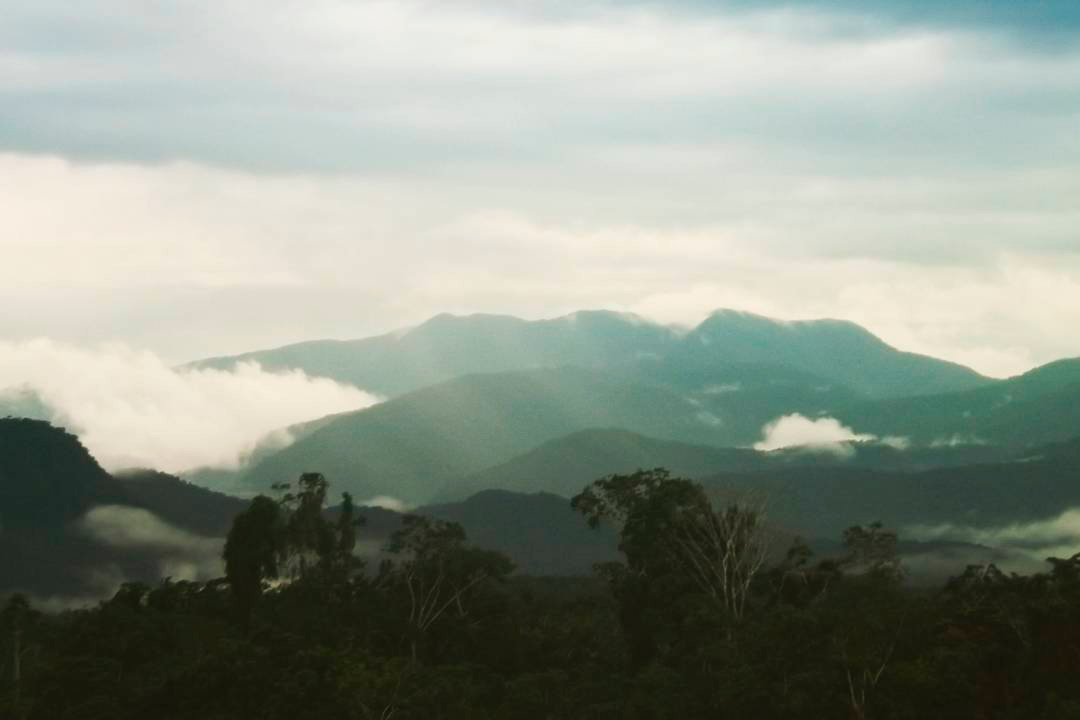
0;339;378;472
754;413;876;455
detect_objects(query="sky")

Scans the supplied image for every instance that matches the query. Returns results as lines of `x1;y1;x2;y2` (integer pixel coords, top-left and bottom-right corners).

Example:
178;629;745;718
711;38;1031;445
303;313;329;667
3;0;1080;379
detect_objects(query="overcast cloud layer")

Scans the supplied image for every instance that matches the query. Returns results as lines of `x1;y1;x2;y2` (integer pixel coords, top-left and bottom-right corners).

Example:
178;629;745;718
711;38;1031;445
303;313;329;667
2;1;1079;376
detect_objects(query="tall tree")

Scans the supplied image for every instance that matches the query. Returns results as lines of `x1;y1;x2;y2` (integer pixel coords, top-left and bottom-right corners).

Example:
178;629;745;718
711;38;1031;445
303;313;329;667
223;494;283;631
381;515;513;663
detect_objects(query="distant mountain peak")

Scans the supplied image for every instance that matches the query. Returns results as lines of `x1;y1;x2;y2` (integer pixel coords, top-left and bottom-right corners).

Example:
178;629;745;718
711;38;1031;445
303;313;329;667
699;308;881;338
192;306;989;400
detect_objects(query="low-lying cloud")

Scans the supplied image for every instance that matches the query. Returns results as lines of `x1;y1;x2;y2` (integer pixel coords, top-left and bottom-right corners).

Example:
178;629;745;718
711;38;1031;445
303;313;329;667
359;495;409;513
908;509;1080;550
0;339;378;472
80;505;226;582
754;413;877;455
906;509;1080;576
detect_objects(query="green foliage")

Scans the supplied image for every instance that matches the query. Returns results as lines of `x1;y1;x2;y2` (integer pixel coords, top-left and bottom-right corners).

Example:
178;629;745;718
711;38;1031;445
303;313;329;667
7;470;1080;719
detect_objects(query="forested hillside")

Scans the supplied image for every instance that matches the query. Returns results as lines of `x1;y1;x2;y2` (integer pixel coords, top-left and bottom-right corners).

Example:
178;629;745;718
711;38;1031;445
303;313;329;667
4;470;1079;719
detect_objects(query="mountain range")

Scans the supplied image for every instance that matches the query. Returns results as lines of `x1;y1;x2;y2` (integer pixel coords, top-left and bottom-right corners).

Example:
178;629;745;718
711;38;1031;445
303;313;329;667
189;309;1049;503
6;308;1080;600
187;310;1079;506
193;309;991;400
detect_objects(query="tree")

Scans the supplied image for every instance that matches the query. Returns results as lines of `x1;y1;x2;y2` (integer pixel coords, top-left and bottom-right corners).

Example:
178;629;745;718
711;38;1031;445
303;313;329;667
276;472;363;583
1;595;32;720
380;515;513;664
573;469;773;663
224;473;366;632
573;469;702;666
829;523;907;720
668;494;770;624
224;494;284;631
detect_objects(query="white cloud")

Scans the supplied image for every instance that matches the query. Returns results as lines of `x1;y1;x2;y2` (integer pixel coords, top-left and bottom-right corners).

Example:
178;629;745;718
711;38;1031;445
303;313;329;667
906;509;1080;571
79;505;225;581
1;2;1079;376
754;413;876;455
703;383;742;395
931;434;987;448
359;495;409;512
0;338;378;472
1;154;1079;377
908;509;1080;549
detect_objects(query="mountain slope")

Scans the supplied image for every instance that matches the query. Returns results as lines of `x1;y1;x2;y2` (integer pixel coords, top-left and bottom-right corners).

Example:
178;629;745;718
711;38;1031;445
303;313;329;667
440;427;1018;503
834;357;1080;448
0;418;124;529
706;436;1080;540
235;367;732;504
112;469;248;537
193;310;679;397
0;420;244;597
669;309;991;398
443;429;765;501
421;490;618;576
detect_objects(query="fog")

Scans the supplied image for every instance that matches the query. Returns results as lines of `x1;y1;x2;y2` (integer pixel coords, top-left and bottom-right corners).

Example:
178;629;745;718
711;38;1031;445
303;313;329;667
0;339;379;472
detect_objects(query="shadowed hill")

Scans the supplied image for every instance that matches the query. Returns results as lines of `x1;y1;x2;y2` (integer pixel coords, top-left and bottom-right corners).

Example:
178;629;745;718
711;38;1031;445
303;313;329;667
0;420;240;597
704;436;1080;540
422;490;619;576
112;469;248;537
235;366;734;504
439;428;1017;503
442;429;765;501
0;418;124;529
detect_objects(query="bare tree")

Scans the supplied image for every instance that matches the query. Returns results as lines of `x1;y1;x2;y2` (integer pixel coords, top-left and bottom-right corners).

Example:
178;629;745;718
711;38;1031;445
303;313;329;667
668;494;771;623
382;515;512;663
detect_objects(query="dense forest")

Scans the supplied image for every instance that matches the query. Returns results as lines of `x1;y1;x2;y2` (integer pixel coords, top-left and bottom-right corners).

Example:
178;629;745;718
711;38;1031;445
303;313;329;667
4;469;1079;719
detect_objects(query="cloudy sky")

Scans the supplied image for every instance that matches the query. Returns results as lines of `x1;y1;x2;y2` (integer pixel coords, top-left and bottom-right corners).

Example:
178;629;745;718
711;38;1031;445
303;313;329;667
3;0;1080;378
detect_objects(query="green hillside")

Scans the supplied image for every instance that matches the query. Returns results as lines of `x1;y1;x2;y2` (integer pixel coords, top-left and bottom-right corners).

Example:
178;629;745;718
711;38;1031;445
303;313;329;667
672;309;990;398
193;310;679;397
835;357;1080;448
442;428;765;501
441;428;1017;503
236;367;732;504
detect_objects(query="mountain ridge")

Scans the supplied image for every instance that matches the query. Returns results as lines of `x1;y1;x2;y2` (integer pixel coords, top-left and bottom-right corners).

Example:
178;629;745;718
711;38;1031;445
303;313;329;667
189;308;993;400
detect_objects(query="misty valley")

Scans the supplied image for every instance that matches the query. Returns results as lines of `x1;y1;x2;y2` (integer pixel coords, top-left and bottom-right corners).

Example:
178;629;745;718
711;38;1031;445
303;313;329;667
3;310;1080;718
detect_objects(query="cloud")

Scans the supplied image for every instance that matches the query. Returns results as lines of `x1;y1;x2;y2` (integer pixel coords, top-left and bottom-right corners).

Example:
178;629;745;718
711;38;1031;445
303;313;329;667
1;2;1079;376
754;413;876;455
703;383;741;395
931;434;986;448
905;509;1080;572
2;155;1080;378
359;495;409;512
79;505;225;581
908;509;1080;549
880;436;911;450
0;338;378;472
